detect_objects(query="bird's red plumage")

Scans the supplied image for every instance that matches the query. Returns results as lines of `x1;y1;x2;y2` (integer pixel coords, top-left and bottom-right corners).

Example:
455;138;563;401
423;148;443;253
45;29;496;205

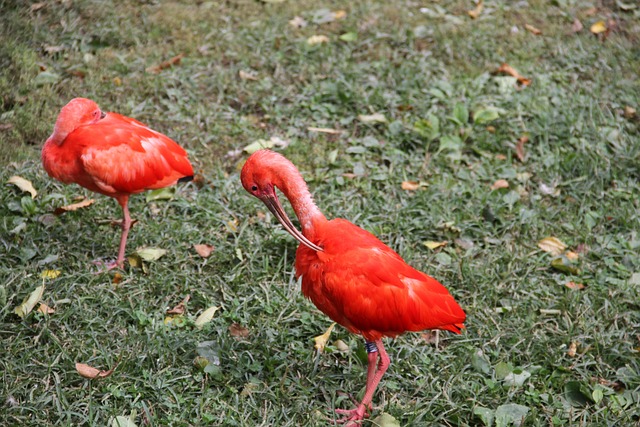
295;218;465;341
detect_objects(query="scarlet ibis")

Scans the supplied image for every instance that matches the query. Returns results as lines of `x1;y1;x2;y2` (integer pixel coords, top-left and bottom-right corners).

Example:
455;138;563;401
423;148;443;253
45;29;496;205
241;150;466;424
42;98;193;268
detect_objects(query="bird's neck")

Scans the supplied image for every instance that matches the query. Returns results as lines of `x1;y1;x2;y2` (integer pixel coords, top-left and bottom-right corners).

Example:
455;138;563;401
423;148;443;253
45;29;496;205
280;177;326;239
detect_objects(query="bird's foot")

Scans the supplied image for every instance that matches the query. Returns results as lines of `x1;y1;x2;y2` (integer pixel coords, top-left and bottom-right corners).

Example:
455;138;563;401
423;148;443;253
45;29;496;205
91;259;123;273
334;404;369;425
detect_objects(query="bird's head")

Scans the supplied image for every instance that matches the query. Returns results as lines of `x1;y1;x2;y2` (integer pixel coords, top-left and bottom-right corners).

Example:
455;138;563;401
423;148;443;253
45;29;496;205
241;150;323;252
49;98;107;145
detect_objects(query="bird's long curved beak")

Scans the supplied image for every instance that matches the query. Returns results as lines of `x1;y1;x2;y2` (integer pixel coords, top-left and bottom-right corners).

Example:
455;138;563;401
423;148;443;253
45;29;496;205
260;193;323;252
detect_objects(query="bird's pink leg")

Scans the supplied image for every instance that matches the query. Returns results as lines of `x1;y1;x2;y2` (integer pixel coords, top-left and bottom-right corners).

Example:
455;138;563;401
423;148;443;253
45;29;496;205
114;196;131;269
335;339;390;425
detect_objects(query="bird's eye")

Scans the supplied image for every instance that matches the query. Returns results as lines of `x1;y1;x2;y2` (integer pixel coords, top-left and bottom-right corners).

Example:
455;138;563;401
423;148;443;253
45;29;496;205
251;185;258;191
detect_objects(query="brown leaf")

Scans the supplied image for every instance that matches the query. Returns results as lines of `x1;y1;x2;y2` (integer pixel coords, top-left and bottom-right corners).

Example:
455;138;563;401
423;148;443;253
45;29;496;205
239;70;258;81
75;362;116;379
565;281;585;290
515;136;528;162
494;63;532;87
229;323;250;338
467;0;484;19
167;295;190;315
571;18;584;33
37;303;55;314
538;237;567;256
401;181;420;191
112;272;123;284
495;154;507;160
567;341;578;357
565;251;579;261
194;244;215;258
525;24;542;35
54;198;95;215
490;179;509;190
146;54;184;74
30;2;46;12
486;125;496;133
623;106;636;119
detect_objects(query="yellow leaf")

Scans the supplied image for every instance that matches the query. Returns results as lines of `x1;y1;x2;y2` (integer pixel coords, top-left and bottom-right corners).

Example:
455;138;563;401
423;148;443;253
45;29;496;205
334;339;349;353
135;247;167;261
333;10;347;20
307;35;329;45
307;127;342;134
40;269;61;279
537;237;567;256
37;303;55;315
590;21;607;34
358;113;387;123
194;306;219;328
54;198;95;215
567;341;578;357
467;0;483;19
14;284;45;319
565;251;579;261
313;322;336;352
7;176;37;199
525;24;542;35
423;241;448;250
490;179;509;190
401;181;420;191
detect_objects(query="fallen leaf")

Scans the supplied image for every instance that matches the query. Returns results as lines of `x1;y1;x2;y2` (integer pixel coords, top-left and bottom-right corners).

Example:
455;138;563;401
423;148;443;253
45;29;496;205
339;32;357;42
135;247;167;262
112;272;123;284
623;106;636;119
491;179;509;190
146;53;184;74
568;341;578;357
495;154;507;160
539;181;560;197
525;24;542;35
571;18;584;33
334;339;349;352
194;244;215;258
307;35;329;45
358;113;387;124
38;303;55;314
565;281;585;290
167;295;190;315
540;309;562;315
515;136;528;162
551;257;580;274
0;123;13;131
229;322;250;338
313;322;336;352
467;0;484;19
44;45;64;55
333;10;347;20
239;70;258;81
565;251;579;261
307;127;342;134
110;415;137;427
146;187;175;202
423;241;448;250
75;362;115;379
54;198;95;215
590;21;607;34
14;284;45;319
289;16;307;28
7;176;37;199
538;237;567;256
401;181;420;191
30;2;46;12
371;412;401;427
243;136;290;154
40;269;61;279
194;306;219;328
494;63;532;87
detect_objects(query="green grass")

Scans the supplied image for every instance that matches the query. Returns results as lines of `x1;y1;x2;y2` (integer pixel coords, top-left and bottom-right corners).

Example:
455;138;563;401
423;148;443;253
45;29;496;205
1;0;639;425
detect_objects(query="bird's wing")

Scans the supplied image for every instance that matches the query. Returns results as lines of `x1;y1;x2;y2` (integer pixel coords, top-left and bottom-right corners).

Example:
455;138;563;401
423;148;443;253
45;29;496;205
74;113;193;194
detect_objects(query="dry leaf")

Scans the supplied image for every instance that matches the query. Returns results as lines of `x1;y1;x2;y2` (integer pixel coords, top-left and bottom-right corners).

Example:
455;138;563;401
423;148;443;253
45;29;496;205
423;241;447;250
75;362;115;379
515;136;528;162
307;127;342;134
538;237;567;256
146;53;184;74
358;113;387;123
495;154;507;160
525;24;542;35
307;35;329;45
467;0;484;19
194;244;215;258
289;16;307;28
495;63;532;87
7;176;37;199
30;2;46;12
571;19;584;33
401;181;420;191
239;70;258;81
194;306;219;328
38;303;55;315
565;251;579;261
112;272;123;284
334;339;349;352
565;281;585;290
40;269;61;279
491;179;509;190
14;284;45;319
313;322;336;352
167;295;190;315
333;10;347;20
623;106;636;119
54;198;95;215
590;21;607;34
568;341;578;357
229;322;250;338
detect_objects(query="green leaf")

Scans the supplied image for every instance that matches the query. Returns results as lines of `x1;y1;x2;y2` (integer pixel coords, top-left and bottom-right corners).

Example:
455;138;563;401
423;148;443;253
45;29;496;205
111;415;137;427
339;32;357;42
438;135;463;152
14;284;45;319
564;381;594;407
243;139;276;154
494;361;513;380
451;103;469;126
146;187;176;202
135;247;167;262
33;71;61;86
551;257;579;275
592;386;604;404
413;114;440;141
495;403;529;427
474;407;495;426
503;369;531;386
370;413;401;427
474;107;501;124
472;349;492;375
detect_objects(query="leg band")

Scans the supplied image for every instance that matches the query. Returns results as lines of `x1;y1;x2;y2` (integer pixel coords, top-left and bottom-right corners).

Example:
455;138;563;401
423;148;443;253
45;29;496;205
365;341;378;353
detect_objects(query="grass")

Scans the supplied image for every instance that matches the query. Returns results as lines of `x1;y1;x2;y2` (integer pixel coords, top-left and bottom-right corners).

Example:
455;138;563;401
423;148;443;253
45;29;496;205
1;0;640;425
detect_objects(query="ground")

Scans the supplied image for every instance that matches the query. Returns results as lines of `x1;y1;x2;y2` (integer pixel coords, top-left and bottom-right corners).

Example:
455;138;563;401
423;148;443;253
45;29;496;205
1;0;639;426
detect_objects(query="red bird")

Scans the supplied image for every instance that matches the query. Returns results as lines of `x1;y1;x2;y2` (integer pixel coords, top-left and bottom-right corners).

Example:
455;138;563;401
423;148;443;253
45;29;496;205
42;98;193;268
241;150;466;425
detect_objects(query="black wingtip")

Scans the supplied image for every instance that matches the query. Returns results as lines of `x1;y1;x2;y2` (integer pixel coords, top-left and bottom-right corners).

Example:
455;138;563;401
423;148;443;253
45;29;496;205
178;175;194;183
